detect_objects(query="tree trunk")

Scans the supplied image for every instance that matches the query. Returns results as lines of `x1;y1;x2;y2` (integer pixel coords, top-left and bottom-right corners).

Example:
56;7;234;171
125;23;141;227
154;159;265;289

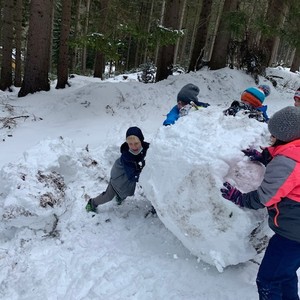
154;0;166;65
14;0;23;87
0;0;14;91
82;0;91;74
188;0;213;72
156;0;184;82
18;0;53;97
143;0;155;62
56;0;72;89
93;0;109;79
94;52;105;78
173;0;187;65
177;3;190;64
70;0;81;74
290;47;300;73
259;0;287;67
209;0;239;70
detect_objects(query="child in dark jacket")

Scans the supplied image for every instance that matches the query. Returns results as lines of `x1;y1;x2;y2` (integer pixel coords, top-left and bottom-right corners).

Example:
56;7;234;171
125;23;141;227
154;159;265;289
86;126;149;213
223;85;271;122
163;83;210;126
220;106;300;299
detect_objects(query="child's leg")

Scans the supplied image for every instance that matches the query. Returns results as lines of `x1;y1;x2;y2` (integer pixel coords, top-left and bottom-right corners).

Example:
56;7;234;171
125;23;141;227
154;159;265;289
281;274;299;300
256;234;300;299
91;182;116;207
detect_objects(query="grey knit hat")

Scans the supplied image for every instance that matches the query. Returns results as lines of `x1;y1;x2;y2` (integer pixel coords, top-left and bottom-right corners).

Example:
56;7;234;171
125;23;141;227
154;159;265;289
177;84;200;105
268;106;300;142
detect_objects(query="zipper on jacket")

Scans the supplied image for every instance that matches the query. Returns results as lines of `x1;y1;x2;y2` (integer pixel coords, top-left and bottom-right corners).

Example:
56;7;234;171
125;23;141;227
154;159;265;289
268;203;280;227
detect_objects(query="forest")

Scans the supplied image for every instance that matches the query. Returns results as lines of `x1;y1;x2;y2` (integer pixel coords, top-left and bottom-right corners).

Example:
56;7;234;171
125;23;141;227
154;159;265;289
0;0;300;97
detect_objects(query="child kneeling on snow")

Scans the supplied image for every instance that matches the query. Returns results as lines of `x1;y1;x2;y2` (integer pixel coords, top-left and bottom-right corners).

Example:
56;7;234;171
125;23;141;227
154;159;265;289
86;126;149;213
223;84;270;122
221;106;300;298
163;83;210;126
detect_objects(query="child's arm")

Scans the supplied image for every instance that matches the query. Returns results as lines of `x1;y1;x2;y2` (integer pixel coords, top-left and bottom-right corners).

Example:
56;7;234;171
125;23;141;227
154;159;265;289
121;153;144;182
223;101;240;116
163;105;180;126
191;101;210;108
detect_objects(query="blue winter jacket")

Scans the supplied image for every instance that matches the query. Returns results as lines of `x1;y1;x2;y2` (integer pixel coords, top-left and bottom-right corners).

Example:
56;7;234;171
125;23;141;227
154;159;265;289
163;105;180;126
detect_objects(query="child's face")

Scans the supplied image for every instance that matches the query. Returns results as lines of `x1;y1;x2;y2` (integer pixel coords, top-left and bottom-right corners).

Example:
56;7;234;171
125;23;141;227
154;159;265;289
294;98;300;107
177;100;187;109
127;136;142;154
270;135;276;145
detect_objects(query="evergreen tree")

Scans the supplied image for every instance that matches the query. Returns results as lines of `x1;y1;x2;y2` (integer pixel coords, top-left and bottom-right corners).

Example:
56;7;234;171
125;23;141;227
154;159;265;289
0;0;14;91
18;0;54;97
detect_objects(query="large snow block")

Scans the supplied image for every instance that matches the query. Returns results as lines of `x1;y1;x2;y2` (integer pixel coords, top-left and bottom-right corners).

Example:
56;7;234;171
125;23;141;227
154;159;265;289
140;108;270;271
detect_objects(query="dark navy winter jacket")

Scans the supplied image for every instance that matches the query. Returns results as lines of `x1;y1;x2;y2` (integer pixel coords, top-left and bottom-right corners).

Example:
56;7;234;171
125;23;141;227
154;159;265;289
223;100;269;122
110;141;149;199
120;141;149;182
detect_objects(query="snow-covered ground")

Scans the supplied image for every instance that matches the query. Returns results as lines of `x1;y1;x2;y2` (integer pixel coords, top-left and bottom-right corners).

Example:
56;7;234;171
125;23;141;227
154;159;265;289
0;66;299;299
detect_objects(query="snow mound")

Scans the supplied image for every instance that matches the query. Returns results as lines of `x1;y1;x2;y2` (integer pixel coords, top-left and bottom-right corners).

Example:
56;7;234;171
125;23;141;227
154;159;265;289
141;107;270;271
0;137;104;234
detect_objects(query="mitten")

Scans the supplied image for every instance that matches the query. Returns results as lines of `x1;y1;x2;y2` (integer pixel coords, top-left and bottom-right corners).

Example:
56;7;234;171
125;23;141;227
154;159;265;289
242;148;263;163
220;182;243;206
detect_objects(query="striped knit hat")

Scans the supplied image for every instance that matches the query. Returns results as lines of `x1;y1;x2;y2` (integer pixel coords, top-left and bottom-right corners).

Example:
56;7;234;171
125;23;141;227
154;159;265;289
241;87;265;108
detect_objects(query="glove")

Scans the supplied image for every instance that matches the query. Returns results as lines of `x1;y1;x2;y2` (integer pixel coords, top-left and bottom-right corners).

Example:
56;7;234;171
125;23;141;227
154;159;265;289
197;101;210;108
242;148;263;163
220;182;243;206
223;101;240;116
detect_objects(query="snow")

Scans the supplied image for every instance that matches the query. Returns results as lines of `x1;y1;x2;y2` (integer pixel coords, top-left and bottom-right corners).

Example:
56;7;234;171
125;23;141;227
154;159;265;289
0;66;299;299
140;110;269;271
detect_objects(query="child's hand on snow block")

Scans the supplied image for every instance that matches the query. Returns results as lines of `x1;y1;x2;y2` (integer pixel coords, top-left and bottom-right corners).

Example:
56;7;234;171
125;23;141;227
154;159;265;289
242;148;263;163
197;101;210;108
220;182;243;207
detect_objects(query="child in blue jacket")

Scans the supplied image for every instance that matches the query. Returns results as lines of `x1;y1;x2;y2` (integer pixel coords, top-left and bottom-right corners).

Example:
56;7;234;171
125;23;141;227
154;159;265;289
163;83;210;126
86;127;149;213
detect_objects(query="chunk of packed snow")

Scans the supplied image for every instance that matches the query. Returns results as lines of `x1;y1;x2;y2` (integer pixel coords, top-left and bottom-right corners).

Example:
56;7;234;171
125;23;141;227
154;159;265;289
141;108;271;271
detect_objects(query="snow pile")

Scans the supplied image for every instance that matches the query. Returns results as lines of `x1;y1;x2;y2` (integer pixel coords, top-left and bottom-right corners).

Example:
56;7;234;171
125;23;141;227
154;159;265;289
0;137;105;234
141;107;271;271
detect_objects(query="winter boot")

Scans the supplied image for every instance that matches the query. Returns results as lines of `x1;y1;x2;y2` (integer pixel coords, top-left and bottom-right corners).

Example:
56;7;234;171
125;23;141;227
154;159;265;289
144;205;157;218
85;199;96;213
115;194;124;205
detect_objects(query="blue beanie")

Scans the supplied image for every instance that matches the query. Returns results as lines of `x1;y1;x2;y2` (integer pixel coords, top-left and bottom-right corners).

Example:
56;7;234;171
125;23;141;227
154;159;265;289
126;126;144;141
177;84;200;105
